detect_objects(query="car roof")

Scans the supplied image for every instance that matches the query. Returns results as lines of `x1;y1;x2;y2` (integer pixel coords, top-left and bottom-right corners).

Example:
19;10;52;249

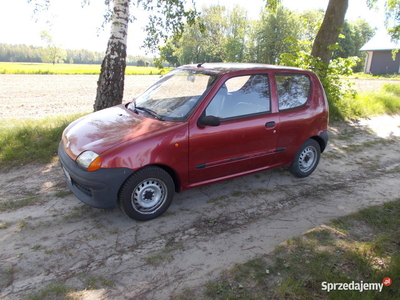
178;63;307;75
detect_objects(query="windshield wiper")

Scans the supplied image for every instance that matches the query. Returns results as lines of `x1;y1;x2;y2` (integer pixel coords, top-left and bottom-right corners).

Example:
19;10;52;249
135;106;163;121
132;99;138;114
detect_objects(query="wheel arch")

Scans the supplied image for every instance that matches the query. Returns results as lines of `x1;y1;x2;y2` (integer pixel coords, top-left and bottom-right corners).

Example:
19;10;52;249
153;164;181;193
119;164;181;194
311;131;328;153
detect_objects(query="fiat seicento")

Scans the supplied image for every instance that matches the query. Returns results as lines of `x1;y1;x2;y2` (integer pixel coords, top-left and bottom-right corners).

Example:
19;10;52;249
59;63;329;221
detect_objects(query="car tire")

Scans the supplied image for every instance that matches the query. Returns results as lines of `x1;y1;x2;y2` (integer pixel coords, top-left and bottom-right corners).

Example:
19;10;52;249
289;139;321;178
118;166;175;221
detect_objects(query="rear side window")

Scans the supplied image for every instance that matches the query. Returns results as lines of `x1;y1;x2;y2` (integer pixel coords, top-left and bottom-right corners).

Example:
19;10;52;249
275;74;311;110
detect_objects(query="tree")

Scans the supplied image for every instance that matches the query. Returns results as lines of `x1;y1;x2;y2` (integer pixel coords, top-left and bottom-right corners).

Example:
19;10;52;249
40;30;66;64
224;5;248;62
368;0;400;40
386;0;400;40
332;19;375;71
299;9;325;44
266;0;399;63
93;0;129;111
265;0;348;65
159;5;249;65
94;0;198;111
158;40;180;67
311;0;348;65
248;6;302;64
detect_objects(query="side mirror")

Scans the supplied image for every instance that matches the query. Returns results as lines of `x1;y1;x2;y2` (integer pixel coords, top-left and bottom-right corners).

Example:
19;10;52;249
198;115;220;127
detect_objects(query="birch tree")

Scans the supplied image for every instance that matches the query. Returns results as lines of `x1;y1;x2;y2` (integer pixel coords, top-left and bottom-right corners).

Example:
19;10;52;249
94;0;129;111
94;0;198;111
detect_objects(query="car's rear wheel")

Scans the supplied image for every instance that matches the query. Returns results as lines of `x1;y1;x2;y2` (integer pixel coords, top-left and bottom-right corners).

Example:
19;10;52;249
118;166;175;221
289;139;321;178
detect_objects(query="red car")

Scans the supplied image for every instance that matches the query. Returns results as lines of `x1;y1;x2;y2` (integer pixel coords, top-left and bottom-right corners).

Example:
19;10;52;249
59;63;329;221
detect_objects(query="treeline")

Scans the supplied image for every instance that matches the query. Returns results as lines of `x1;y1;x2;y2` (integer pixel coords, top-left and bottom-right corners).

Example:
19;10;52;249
0;43;154;66
2;5;375;71
159;5;375;72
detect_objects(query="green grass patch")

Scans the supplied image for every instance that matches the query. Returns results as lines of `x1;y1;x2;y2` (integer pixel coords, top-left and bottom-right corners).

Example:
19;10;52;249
175;199;400;299
340;84;400;119
24;282;74;300
0;114;84;169
351;73;400;80
0;62;171;75
0;195;41;212
340;138;396;153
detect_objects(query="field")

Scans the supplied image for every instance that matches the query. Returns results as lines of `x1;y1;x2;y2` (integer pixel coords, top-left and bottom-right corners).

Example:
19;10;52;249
0;74;160;119
0;62;172;75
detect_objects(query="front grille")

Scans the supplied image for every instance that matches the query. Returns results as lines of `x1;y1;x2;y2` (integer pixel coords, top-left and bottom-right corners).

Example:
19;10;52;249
73;180;93;197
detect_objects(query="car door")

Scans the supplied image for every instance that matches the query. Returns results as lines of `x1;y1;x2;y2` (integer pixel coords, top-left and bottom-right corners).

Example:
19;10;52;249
188;74;280;185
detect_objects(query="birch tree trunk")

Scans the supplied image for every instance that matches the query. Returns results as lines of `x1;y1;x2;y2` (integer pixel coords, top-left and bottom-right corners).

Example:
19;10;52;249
94;0;129;111
311;0;348;65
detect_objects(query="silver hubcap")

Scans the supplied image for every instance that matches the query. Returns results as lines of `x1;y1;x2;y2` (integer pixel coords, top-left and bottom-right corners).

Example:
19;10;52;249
132;179;167;214
298;146;317;173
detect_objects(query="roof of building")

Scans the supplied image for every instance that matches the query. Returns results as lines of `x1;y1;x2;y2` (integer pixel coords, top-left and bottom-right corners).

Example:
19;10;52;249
360;31;400;51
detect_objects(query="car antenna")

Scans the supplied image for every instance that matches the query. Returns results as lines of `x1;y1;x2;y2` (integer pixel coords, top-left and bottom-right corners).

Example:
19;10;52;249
197;62;206;68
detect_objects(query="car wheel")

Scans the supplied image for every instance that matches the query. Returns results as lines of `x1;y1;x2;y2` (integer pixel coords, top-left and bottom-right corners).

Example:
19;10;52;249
118;166;175;221
289;139;321;178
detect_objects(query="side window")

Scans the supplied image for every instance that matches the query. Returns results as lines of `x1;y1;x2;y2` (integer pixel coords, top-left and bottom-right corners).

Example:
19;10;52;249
205;74;271;119
275;74;311;110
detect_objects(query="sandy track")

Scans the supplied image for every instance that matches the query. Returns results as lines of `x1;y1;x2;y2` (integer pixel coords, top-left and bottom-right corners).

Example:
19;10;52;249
0;75;400;299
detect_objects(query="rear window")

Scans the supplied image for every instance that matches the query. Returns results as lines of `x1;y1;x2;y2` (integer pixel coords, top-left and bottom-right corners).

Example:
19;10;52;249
275;74;311;110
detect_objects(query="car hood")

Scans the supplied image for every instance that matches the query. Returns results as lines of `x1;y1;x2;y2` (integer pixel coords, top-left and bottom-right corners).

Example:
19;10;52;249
62;104;181;160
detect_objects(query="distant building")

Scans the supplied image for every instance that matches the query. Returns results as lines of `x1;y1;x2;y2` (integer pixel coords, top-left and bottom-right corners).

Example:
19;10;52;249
360;32;400;74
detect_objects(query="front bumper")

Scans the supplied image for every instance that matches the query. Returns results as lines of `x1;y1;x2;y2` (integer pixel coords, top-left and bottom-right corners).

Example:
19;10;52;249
58;142;133;209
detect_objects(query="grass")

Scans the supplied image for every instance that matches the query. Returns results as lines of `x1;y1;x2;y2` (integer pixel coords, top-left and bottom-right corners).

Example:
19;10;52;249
339;84;400;119
174;199;400;299
24;283;75;300
351;72;400;80
0;62;172;75
339;138;396;153
25;275;115;300
0;195;41;212
0;114;84;169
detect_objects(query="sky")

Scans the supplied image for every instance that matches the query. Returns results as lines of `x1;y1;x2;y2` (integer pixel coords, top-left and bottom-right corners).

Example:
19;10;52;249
0;0;387;56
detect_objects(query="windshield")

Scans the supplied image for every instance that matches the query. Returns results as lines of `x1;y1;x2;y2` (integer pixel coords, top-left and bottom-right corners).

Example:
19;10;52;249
128;69;217;121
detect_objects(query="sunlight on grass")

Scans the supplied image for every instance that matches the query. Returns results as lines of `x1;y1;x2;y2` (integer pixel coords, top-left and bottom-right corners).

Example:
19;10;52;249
341;84;400;119
0;114;84;169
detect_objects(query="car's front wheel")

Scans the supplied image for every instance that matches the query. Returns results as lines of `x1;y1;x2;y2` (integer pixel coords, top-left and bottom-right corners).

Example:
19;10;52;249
118;166;175;221
289;139;321;178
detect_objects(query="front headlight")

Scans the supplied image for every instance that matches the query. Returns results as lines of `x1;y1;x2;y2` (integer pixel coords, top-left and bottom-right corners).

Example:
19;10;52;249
76;151;102;172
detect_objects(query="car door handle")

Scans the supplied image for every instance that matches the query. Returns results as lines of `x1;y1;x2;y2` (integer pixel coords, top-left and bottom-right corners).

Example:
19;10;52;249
265;121;276;128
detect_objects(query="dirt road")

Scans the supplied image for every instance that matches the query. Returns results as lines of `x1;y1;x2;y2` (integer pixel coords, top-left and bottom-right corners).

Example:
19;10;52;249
0;75;399;299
